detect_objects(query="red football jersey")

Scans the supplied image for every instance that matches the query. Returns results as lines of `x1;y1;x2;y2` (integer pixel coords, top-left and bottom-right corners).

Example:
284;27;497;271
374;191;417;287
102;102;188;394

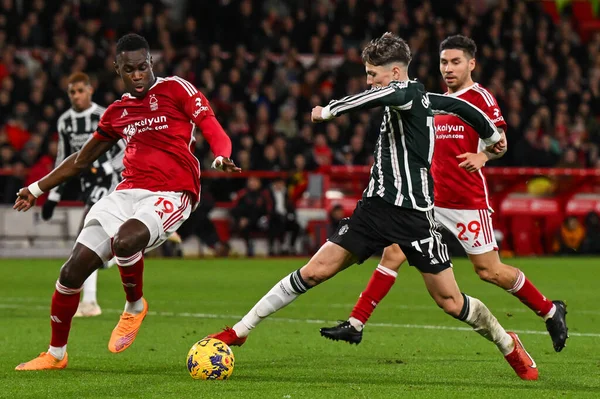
94;76;231;203
431;83;507;210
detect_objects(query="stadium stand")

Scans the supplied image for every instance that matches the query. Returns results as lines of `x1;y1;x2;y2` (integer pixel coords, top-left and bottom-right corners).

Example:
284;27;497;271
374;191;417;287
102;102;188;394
0;0;599;255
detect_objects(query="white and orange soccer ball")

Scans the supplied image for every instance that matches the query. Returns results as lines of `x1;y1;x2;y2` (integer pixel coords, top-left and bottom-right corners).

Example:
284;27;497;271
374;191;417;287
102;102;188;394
186;338;235;380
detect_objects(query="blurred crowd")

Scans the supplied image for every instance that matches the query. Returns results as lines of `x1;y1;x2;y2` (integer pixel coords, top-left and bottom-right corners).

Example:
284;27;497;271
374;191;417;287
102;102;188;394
1;0;600;205
554;212;600;255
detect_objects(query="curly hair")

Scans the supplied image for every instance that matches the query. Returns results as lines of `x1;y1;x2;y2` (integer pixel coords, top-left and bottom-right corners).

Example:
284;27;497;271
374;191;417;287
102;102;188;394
361;32;412;66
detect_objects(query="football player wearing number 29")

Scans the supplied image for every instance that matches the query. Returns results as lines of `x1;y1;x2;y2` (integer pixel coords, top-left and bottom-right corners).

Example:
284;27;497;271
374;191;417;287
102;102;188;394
13;34;241;371
210;32;538;380
321;35;568;358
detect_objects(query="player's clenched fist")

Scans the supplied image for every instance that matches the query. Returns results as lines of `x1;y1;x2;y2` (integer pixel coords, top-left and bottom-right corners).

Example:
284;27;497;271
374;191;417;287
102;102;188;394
13;187;36;212
311;106;324;122
486;132;507;155
211;156;242;173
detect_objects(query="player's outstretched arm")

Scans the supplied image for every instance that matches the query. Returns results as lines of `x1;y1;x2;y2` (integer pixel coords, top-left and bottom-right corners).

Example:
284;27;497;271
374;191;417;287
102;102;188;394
14;136;117;212
429;93;501;150
198;117;240;173
312;83;413;123
177;81;241;173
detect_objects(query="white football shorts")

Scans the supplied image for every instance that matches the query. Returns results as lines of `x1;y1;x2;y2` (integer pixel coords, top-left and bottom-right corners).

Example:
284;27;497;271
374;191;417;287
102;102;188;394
81;188;192;252
434;206;498;255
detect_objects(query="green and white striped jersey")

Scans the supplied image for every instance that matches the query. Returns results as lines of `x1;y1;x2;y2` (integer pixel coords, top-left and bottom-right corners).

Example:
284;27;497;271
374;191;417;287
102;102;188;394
324;80;500;211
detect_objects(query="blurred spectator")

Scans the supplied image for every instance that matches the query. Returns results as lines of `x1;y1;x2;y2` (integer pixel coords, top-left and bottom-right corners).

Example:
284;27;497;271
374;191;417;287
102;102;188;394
178;190;230;257
556;147;584;168
273;104;299;138
553;216;586;254
312;133;333;169
268;177;301;255
231;177;272;257
327;204;345;238
0;0;599;205
581;212;600;254
288;153;309;204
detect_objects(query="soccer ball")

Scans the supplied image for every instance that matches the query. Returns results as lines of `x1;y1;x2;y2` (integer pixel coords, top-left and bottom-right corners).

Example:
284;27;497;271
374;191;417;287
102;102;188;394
186;338;235;380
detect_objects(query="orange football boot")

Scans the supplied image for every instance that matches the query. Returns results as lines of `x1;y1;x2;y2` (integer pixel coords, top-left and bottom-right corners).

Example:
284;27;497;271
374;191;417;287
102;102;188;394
15;352;68;371
108;298;149;353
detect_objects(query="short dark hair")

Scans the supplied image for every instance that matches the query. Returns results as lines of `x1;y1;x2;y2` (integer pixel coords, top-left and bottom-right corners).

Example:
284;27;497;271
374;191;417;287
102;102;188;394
361;32;412;66
439;35;477;58
67;72;90;86
116;33;150;54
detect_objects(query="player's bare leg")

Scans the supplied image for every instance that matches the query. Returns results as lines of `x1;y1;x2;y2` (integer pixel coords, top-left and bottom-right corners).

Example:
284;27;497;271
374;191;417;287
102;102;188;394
16;243;103;370
469;250;568;352
108;219;151;353
75;206;102;317
421;268;538;380
321;244;405;343
209;242;358;346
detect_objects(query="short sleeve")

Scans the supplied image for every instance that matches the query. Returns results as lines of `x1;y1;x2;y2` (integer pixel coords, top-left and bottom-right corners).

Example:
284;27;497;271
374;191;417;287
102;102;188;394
94;104;121;141
475;89;507;130
169;77;215;123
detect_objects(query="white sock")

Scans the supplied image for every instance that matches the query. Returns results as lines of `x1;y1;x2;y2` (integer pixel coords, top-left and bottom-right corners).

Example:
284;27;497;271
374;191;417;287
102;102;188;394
81;270;98;303
543;304;556;321
232;269;310;338
461;294;515;356
124;298;144;314
348;317;364;332
48;345;66;360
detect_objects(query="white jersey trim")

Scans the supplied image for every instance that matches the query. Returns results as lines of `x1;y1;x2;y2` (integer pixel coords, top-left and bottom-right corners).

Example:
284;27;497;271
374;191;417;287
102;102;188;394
445;83;477;98
168;76;198;97
446;83;495;107
472;84;495;107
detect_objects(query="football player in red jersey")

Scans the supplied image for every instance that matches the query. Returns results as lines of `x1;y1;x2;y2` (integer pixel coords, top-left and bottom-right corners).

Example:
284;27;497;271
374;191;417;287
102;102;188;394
321;35;568;355
13;34;240;371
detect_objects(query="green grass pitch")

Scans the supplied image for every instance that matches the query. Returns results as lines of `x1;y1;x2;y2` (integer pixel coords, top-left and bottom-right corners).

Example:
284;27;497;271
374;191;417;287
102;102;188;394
1;257;599;398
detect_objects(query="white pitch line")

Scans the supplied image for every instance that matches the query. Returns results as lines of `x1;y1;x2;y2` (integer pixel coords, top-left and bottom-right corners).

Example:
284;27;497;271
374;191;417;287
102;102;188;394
3;296;600;315
1;302;599;338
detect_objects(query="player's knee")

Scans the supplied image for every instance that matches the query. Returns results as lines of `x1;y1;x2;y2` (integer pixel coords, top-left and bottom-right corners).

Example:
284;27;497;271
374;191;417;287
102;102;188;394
112;233;143;257
58;260;84;288
473;260;502;284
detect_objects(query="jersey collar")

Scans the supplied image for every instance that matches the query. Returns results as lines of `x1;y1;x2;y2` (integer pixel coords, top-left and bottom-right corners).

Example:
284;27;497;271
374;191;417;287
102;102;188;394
445;83;478;97
70;102;98;117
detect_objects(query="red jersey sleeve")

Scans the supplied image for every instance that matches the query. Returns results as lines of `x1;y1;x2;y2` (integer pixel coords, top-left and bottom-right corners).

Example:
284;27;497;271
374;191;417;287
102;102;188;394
94;104;122;142
170;77;232;158
474;87;507;131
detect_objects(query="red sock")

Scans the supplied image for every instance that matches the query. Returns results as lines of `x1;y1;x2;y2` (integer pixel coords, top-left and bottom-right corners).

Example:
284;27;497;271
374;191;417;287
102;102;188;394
350;265;397;324
508;270;554;317
50;281;82;347
116;252;144;302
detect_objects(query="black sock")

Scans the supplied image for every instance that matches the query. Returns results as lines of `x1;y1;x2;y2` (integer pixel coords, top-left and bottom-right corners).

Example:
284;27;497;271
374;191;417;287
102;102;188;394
455;292;470;321
288;269;310;294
